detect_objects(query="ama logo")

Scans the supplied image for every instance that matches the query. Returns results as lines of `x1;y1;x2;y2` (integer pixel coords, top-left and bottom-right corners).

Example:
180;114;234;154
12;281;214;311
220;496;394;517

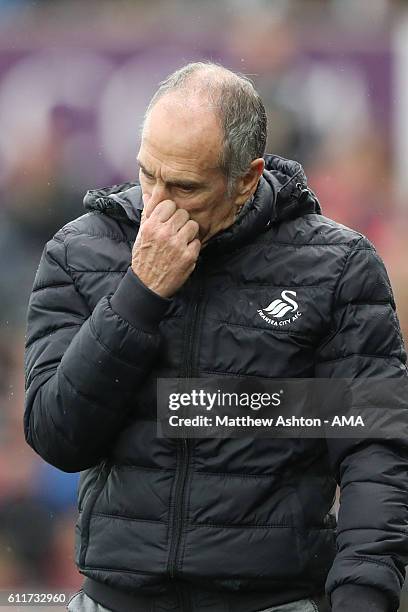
257;290;302;327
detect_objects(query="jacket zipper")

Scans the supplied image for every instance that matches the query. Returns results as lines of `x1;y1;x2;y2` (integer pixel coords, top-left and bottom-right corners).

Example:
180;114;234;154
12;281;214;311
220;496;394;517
168;437;190;580
167;263;205;596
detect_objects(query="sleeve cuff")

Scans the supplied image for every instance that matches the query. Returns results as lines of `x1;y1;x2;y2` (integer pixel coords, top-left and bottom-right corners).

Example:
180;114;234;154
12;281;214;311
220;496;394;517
110;267;171;332
331;584;391;612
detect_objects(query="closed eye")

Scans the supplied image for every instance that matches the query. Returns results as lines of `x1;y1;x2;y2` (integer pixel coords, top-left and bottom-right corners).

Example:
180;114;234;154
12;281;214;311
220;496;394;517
176;185;195;193
140;166;155;180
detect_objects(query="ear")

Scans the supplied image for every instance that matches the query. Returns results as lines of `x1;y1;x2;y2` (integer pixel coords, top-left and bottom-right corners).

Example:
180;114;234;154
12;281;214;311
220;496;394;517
233;158;265;208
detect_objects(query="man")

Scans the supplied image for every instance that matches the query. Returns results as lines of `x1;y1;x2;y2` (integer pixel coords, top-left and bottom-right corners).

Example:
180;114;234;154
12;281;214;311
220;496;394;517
24;62;408;612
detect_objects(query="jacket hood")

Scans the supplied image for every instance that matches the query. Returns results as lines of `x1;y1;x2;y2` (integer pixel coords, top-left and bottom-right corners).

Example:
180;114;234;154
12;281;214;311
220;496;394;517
83;154;321;254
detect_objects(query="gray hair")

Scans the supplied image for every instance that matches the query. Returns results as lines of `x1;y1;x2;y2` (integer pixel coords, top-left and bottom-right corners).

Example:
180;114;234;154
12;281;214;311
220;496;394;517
143;61;267;195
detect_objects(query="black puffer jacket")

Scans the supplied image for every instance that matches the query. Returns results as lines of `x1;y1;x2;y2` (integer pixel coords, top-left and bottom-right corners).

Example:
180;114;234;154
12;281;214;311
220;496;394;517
24;155;408;612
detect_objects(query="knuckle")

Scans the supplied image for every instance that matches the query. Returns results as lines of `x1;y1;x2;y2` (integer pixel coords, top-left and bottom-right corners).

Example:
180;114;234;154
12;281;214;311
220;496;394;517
180;249;192;263
141;221;153;238
186;246;199;262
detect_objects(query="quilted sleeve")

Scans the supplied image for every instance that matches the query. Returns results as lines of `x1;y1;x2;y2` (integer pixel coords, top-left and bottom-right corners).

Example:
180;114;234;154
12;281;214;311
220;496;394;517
315;236;408;612
24;230;170;473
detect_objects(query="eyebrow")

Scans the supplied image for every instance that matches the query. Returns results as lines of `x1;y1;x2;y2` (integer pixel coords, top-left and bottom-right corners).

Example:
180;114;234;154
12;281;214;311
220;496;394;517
137;159;205;190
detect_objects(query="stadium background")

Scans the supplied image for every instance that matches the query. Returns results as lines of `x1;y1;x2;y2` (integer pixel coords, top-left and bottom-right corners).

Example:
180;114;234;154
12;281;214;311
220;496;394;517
1;0;408;609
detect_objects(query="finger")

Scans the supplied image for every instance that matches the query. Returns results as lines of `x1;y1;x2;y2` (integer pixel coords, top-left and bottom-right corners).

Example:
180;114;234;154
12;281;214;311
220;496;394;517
143;194;171;219
185;237;201;261
166;208;190;232
143;197;157;219
149;199;177;223
178;219;200;243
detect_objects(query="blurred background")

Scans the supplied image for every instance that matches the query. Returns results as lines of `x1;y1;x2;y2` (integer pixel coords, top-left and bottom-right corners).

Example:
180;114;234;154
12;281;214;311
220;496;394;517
1;0;408;609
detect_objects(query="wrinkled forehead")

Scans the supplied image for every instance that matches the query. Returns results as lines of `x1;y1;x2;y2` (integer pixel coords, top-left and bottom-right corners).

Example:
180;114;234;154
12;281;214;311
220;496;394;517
141;93;224;173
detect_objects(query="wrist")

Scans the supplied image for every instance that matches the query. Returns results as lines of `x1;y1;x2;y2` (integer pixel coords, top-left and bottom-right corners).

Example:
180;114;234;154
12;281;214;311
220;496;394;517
110;267;171;332
131;265;169;299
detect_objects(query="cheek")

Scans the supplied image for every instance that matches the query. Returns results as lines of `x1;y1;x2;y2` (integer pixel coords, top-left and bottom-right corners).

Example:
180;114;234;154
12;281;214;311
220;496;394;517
176;200;214;229
181;192;219;214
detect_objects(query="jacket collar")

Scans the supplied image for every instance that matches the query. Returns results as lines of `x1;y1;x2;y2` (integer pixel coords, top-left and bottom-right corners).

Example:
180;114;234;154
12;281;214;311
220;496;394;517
83;154;321;255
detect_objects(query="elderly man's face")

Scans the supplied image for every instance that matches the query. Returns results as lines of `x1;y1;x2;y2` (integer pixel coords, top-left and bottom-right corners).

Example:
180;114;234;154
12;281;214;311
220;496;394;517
137;95;249;244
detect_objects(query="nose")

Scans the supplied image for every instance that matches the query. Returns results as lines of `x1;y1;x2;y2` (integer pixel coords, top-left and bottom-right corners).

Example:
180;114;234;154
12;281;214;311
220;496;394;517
148;181;171;209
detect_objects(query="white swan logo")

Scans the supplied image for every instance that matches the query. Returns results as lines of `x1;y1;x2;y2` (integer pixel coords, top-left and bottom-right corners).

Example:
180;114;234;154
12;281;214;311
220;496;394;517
263;290;298;318
257;290;302;326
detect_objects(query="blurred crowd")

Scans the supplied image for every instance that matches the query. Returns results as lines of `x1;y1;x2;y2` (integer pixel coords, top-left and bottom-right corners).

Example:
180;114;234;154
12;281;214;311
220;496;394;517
1;0;408;607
